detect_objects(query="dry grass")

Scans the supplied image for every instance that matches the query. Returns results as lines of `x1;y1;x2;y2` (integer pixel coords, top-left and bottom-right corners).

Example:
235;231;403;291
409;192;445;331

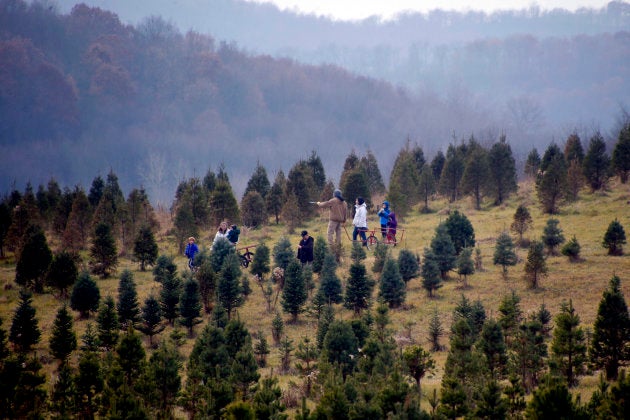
1;178;630;410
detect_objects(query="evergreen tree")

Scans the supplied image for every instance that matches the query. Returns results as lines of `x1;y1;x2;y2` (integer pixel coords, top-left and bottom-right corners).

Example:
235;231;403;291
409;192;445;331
244;162;271;199
312;236;328;274
439;143;466;202
88;175;104;207
428;306;445;351
478;318;508;379
438;376;469;419
70;271;101;319
602;218;626;256
9;290;41;354
487;135;518;204
273;236;294;270
510;204;533;246
471;380;508;420
525;378;586;419
281;260;307;323
498;291;523;348
97;296;120;350
444;210;476;255
583;131;612;191
566;158;584;201
339;150;361;195
152;254;177;283
403;344;435;399
536;143;567;214
266;170;286;225
431;150;446;183
344;249;374;315
117;269;141;328
217;253;243;319
316;254;343;305
322;320;359;378
524;240;547;289
75;350;103;418
49;363;76;418
46;250;79;298
512;316;548;392
241;191;267;228
379;258;406;308
0;201;11;258
286;161;317;219
612;122;630;183
253;333;270;367
90;222;118;278
388;143;421;216
341;169;371;211
307;150;327;192
196;258;216;314
561;235;582;262
210;236;234;272
133;224;158;271
564;132;585;163
160;272;182;325
397;248;419;285
460;144;490;210
180;277;202;335
117;327;146;384
421;248;442;298
14;224;52;293
146;342;182;415
493;231;518;279
280;191;301;231
360;149;386;195
250;243;271;280
317;305;335;350
62;189;92;253
430;223;456;279
210;180;240;226
542;218;565;255
271;311;285;345
49;305;77;364
550;299;587;387
138;295;164;346
456;247;475;287
590;275;630;381
525;147;541;178
173;199;198;255
11;355;48;418
417;165;436;213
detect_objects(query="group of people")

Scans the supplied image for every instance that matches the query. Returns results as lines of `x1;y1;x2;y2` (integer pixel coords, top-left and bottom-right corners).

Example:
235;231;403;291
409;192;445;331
184;221;241;271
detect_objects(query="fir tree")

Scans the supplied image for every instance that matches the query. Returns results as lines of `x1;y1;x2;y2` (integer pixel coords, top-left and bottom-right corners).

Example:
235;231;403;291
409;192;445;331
421;248;442;298
428;306;444;351
9;290;41;354
590;275;630;381
602;218;626;256
360;149;386;195
11;355;48;418
117;327;146;384
253;333;270;367
217;253;243;319
271;311;284;346
90;222;118;278
488;135;518;205
316;254;343;305
564;132;585;163
388;143;421;216
439;143;466;202
430;223;456;279
49;363;76;418
46;250;79;298
498;291;523;348
322;320;359;378
379;258;406;308
49;305;77;364
14;224;52;293
266;170;286;225
583;131;611;191
493;231;518;279
524;241;547;289
542;218;565;255
210;236;233;272
179;277;202;335
418;165;436;213
512;316;548;392
536;143;567;214
70;271;101;319
273;236;294;270
612;122;630;183
117;269;141;328
525;378;585;419
316;305;335;349
371;242;388;273
76;350;103;418
341;169;371;212
510;204;533;246
460;144;490;210
244;162;271;199
431;150;446;182
561;235;582;262
397;248;420;285
160;272;182;325
97;296;120;350
138;295;164;346
550;299;587;387
444;210;476;254
241;190;267;228
525;147;541;178
281;260;307;323
286;160;317;219
456;247;475;287
472;380;509;420
146;342;182;414
133;224;158;271
312;236;328;274
477;318;508;379
344;251;374;315
152;255;177;283
403;344;435;399
62;189;92;253
196;259;216;314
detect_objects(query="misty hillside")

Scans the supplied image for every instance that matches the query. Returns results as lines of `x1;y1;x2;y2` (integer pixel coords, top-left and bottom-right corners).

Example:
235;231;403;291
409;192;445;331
2;0;629;204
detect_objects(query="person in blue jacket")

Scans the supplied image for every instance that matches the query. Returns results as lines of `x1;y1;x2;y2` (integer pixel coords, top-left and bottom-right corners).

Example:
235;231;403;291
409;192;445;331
377;201;391;239
184;236;199;271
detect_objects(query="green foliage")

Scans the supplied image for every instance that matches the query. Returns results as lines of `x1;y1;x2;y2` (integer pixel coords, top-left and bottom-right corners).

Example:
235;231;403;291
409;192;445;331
160;272;182;325
322;320;359;378
430;223;457;279
272;237;294;270
550;300;587;387
117;328;146;384
421;248;442;298
488;135;518;205
312;236;328;273
542;218;565;255
403;344;435;396
494;231;518;279
602;218;626;255
510;204;533;245
138;295;164;345
117;269;141;328
210;179;240;226
344;255;374;315
379;258;406;308
388;143;422;216
49;305;77;363
418;165;436;212
152;255;177;283
526;377;588;419
612;122;630;183
360;150;386;195
590;275;630;381
266;170;286;225
217;253;243;319
241;190;267;228
460;142;489;210
286;161;317;219
97;296;119;350
444;210;475;254
583;131;612;191
180;277;202;335
271;312;284;345
478;319;508;379
428;307;444;351
281;260;307;322
211;237;235;272
456;247;475;286
15;224;52;292
561;235;581;261
71;271;101;319
9;290;41;354
46;250;78;298
525;147;541;177
133;224;158;271
341;169;371;211
316;254;343;305
371;242;388;273
439;143;466;202
536;143;567;214
90;222;118;278
524;240;547;289
397;248;419;284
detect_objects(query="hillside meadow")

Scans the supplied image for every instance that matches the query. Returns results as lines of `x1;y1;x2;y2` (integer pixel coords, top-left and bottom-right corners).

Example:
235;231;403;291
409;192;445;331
1;177;629;411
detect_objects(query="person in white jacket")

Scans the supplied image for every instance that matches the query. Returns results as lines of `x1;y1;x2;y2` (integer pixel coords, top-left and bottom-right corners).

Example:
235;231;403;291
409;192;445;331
352;197;368;247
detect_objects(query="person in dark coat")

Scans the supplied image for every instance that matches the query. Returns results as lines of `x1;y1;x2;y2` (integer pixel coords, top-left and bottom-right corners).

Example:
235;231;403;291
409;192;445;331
297;230;314;265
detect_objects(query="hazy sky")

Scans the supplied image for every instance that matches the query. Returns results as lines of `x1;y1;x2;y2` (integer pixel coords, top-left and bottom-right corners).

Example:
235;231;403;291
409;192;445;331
246;0;613;20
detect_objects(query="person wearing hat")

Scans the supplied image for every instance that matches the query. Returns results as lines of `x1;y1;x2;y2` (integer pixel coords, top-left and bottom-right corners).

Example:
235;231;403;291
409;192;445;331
317;189;348;247
184;236;199;271
377;200;391;239
352;197;368;247
297;230;314;265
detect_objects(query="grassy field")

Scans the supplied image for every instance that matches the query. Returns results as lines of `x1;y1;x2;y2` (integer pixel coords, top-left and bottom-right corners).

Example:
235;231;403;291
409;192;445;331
1;178;629;409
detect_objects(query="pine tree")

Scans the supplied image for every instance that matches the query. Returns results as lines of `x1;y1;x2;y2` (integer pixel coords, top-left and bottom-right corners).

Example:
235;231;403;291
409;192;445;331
493;231;518;279
133;224;158;271
312;236;328;274
272;236;294;270
524;241;547;289
360;149;386;195
590;275;630;381
217;253;243;319
160;272;182;325
316;305;335;349
583;131;612;191
536;143;567;214
11;354;48;418
477;319;508;379
510;204;533;246
612;122;630;183
379;258;406;308
398;248;420;285
550;299;587;387
444;210;476;254
487;135;518;205
602;218;626;256
316;254;343;305
49;363;76;418
280;192;301;231
566;158;584;201
403;344;435;399
344;252;374;315
146;342;182;414
90;222;118;278
430;223;456;279
244;162;271;199
418;165;436;213
249;243;270;280
428;306;444;351
525;378;583;419
180;277;202;335
138;295;164;346
49;305;77;364
456;247;475;287
542;218;565;256
561;235;582;262
62;189;92;253
46;250;79;298
9;290;41;354
117;327;146;384
266;170;286;225
281;260;307;323
341;169;371;211
70;271;101;319
196;259;216;314
152;255;177;283
322;320;359;378
14;224;52;293
241;191;267;228
75;349;103;418
512;316;548;392
460;144;490;210
117;269;141;328
498;291;523;348
97;296;119;350
210;235;234;272
421;248;442;298
525;147;541;178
